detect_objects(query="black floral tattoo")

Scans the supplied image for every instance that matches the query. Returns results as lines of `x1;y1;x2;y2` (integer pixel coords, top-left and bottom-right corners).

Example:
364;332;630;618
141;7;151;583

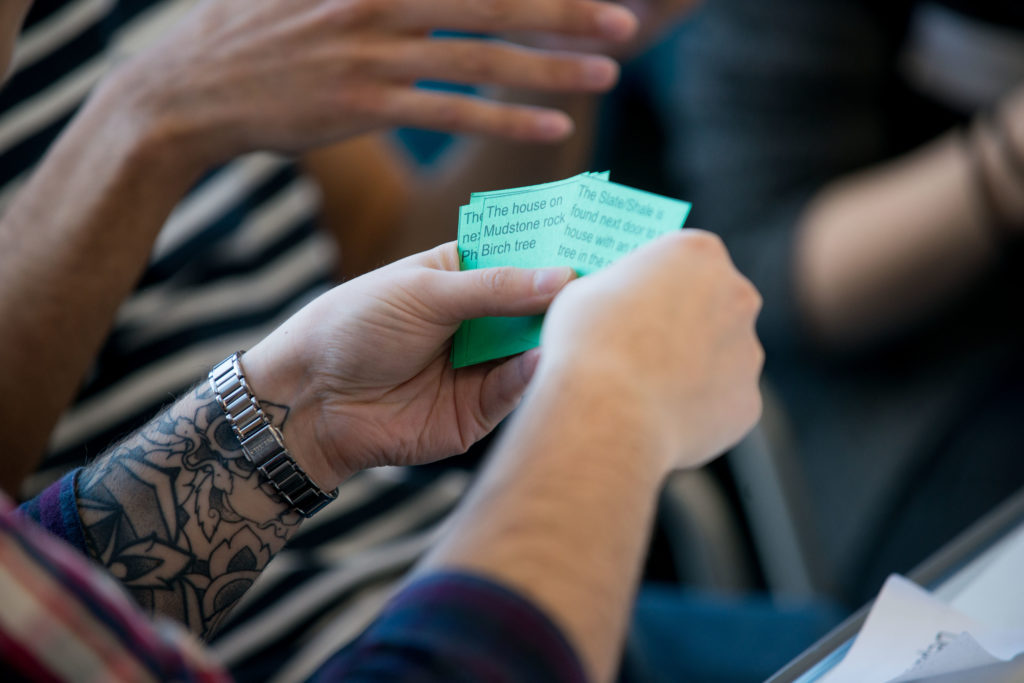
76;383;302;639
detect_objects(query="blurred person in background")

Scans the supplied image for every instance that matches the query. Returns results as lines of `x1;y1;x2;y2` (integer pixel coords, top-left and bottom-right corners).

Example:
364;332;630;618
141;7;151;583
0;0;697;677
667;0;1024;605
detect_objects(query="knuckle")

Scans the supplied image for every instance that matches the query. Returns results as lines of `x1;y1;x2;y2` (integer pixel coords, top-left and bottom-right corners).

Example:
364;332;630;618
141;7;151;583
479;266;516;294
750;286;764;314
682;229;726;255
736;279;763;314
335;44;376;79
749;337;766;374
336;84;383;117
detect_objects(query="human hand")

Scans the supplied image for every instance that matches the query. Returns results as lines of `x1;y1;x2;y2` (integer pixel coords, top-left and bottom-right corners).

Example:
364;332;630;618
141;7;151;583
537;230;764;470
516;0;700;60
242;243;576;490
109;0;638;171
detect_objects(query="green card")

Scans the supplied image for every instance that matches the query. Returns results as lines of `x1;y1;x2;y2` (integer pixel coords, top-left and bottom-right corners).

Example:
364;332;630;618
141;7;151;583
452;173;691;368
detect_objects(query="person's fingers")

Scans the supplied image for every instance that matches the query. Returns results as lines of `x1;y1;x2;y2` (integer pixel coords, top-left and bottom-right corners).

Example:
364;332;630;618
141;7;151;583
385;0;638;43
358;39;620;93
431;242;462;272
377;87;579;140
473;348;542;430
418;265;577;323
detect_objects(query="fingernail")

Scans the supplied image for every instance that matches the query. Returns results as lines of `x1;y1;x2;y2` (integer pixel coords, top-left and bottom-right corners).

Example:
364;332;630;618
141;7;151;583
534;267;574;294
518;347;542;382
534;111;573;139
597;5;638;41
582;56;619;89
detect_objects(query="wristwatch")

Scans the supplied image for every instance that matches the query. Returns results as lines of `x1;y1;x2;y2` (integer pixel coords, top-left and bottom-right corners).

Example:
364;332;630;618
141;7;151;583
209;352;337;517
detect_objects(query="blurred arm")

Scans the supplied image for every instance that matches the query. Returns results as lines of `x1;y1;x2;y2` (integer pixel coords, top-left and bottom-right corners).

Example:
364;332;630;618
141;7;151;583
0;77;200;493
794;125;1016;347
678;0;1024;352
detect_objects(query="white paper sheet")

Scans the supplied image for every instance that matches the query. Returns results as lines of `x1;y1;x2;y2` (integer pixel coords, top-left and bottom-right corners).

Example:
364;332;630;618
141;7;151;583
948;526;1024;632
821;575;1024;683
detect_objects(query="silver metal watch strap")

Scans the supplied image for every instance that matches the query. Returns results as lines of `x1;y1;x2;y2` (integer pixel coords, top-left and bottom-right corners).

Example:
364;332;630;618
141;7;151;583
209;352;337;518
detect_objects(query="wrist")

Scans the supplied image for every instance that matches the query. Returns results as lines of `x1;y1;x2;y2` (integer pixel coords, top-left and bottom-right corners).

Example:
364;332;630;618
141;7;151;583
210;352;340;517
529;357;678;477
239;340;351;493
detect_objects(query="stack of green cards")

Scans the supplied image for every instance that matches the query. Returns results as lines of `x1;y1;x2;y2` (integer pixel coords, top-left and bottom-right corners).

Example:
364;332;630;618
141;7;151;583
452;172;692;368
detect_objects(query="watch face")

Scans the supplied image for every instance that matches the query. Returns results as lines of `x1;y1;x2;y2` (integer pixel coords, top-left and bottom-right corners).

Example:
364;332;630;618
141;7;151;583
210;353;334;518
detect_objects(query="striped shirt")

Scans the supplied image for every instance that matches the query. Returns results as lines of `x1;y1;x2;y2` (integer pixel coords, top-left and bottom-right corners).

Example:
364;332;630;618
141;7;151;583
3;485;587;682
9;0;336;495
3;1;471;677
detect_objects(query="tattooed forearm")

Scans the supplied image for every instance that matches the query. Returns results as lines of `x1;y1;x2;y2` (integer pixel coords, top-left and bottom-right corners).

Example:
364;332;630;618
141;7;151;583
76;383;303;639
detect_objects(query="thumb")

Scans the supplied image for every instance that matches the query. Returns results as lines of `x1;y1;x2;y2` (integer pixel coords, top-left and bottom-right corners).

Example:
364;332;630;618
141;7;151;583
474;348;543;431
428;266;577;324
